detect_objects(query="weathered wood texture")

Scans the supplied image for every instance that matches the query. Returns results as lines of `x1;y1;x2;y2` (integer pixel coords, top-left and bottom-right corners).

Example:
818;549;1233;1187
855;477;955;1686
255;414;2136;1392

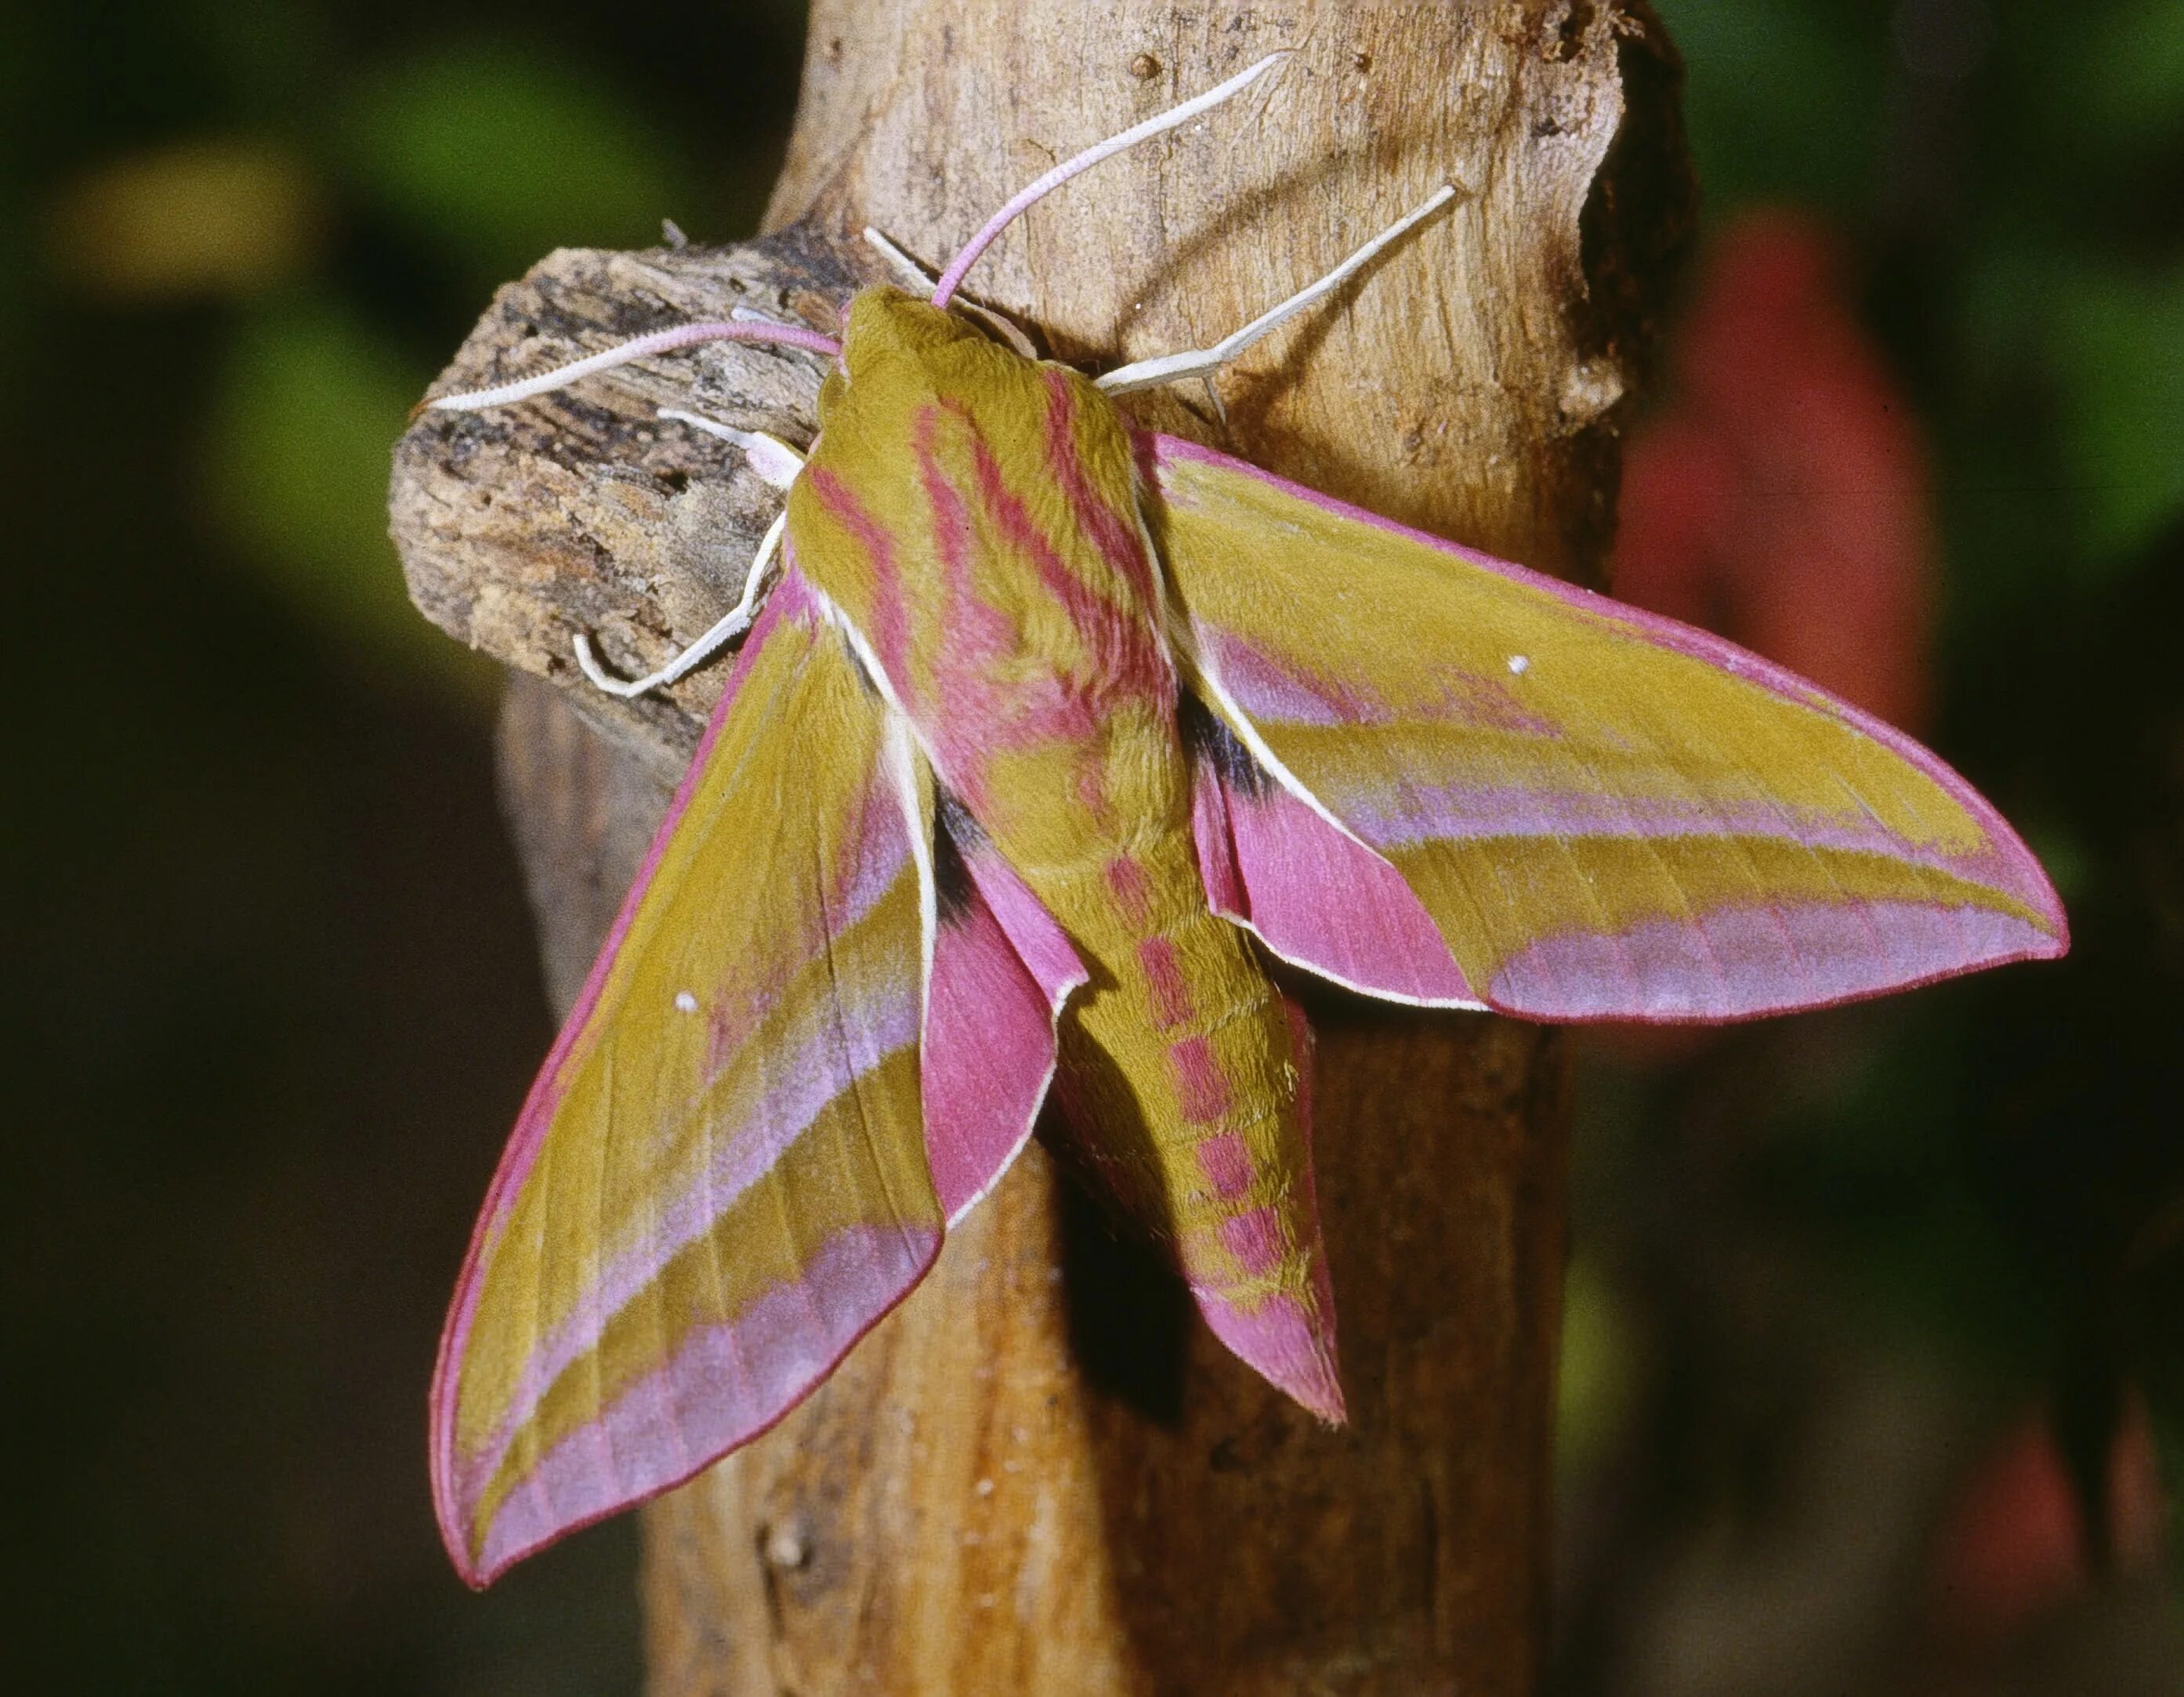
389;3;1690;1692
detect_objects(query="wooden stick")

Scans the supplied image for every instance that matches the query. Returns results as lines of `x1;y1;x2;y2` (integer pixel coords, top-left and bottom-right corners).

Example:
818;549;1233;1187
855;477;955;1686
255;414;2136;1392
392;3;1690;1690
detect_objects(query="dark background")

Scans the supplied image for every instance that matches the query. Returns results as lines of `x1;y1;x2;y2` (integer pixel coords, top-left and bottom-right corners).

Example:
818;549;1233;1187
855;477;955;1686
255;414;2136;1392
5;2;2180;1691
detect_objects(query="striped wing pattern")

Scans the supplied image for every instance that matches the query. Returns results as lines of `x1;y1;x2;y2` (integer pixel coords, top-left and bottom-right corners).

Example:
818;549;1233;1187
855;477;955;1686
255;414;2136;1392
1150;435;2067;1022
432;570;942;1586
433;287;2071;1588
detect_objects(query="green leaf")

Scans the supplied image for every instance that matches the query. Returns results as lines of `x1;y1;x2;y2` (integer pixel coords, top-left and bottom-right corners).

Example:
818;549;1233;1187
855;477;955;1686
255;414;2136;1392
336;41;700;285
199;294;488;697
2053;263;2184;559
1557;1253;1639;1477
1655;0;1885;210
2070;0;2184;153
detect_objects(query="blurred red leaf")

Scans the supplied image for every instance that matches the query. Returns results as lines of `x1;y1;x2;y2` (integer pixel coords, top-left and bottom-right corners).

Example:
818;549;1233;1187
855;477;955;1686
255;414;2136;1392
1929;1396;2164;1644
1615;208;1934;733
1595;212;1938;1066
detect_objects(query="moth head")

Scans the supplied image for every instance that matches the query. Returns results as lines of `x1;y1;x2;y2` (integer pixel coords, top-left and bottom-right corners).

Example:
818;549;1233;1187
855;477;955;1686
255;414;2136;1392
823;284;1034;425
841;286;991;367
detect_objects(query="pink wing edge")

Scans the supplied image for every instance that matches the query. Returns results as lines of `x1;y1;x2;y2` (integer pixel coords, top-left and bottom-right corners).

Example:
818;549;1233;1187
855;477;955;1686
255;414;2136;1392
922;802;1088;1224
1186;697;1485;1011
429;572;833;1586
1150;432;2070;1026
430;570;1085;1587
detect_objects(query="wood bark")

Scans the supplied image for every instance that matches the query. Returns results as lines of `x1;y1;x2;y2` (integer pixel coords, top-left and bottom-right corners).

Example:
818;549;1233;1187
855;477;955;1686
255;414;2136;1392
389;3;1691;1692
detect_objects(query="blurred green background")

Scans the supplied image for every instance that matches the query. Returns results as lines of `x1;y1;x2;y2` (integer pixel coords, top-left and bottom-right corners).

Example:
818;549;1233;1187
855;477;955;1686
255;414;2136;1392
4;1;2180;1691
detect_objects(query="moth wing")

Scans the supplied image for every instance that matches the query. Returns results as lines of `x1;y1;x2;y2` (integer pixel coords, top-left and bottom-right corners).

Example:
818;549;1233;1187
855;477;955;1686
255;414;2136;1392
435;570;943;1586
925;801;1086;1223
1185;697;1482;1008
1149;435;2067;1022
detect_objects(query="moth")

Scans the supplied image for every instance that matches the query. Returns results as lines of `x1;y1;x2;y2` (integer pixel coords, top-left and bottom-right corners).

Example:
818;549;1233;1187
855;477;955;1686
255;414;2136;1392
422;55;2066;1586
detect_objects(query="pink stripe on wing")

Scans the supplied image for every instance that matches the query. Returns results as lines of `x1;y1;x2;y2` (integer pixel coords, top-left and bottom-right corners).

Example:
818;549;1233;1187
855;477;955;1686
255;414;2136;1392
469;1222;940;1584
702;778;918;1079
1488;896;2059;1023
1151;432;2067;950
432;577;824;1576
1199;633;1379;728
1202;628;1557;739
1323;780;2028;887
460;989;922;1512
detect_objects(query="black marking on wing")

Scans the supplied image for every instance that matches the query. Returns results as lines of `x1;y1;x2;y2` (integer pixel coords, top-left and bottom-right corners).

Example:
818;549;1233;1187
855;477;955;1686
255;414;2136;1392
931;791;980;925
1178;689;1272;798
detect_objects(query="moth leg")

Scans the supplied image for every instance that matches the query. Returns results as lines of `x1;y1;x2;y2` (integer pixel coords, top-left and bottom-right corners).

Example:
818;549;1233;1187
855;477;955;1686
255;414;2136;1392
574;508;787;699
657;408;806;490
1095;186;1459;397
863;226;935;288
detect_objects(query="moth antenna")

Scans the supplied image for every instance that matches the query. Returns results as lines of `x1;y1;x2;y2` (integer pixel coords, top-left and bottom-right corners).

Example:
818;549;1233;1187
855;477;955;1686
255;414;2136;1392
573;508;788;699
865;225;1041;357
1096;184;1461;396
426;319;840;414
930;50;1290;309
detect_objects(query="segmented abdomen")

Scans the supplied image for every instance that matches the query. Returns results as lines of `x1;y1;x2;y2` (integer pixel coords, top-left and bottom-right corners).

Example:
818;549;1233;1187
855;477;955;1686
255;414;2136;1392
1014;799;1338;1409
